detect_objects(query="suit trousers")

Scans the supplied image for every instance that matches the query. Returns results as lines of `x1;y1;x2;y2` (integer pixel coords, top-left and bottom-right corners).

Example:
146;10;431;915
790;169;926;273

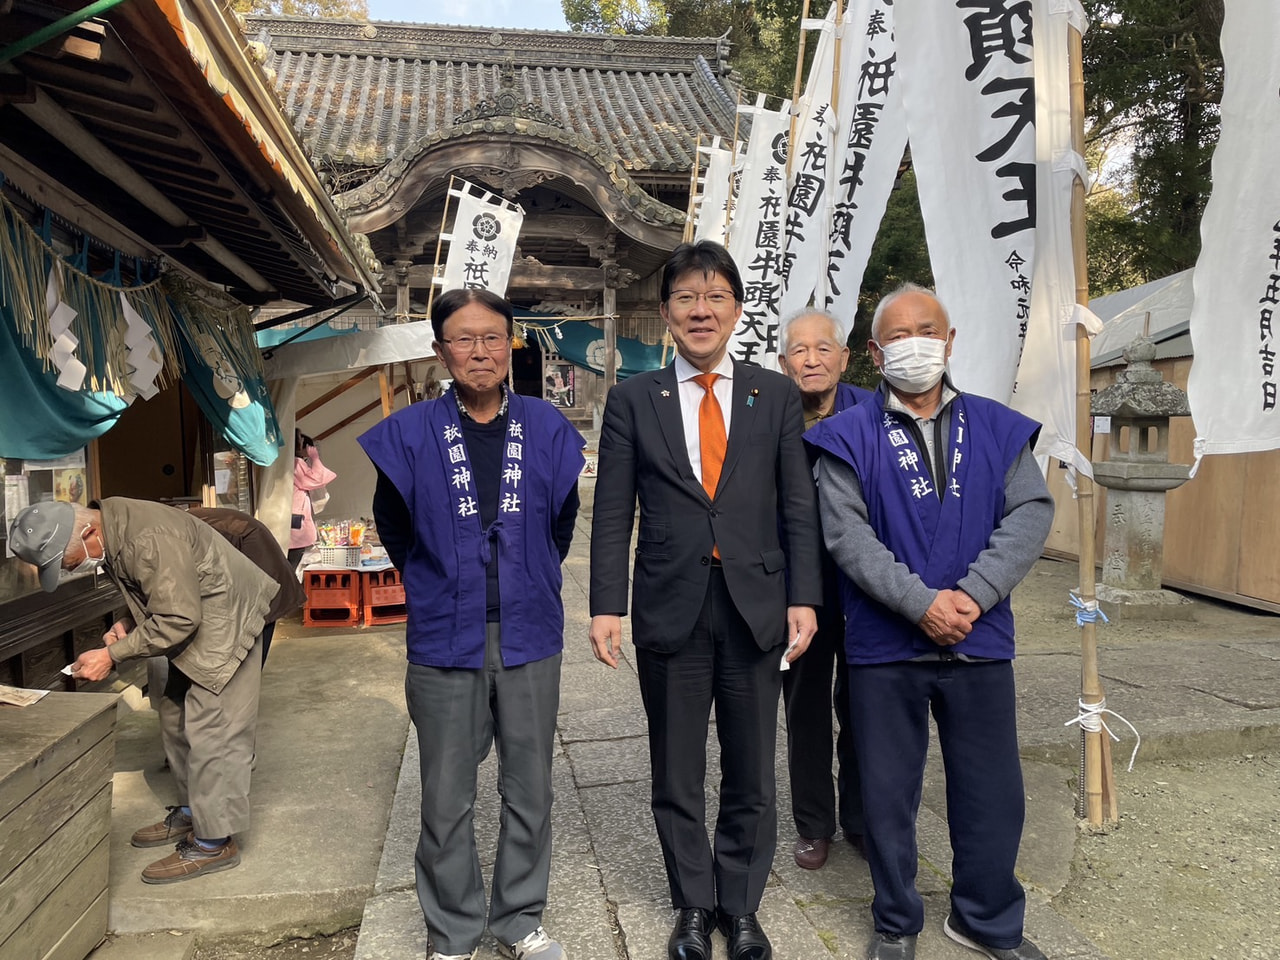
635;566;782;916
405;623;561;954
158;635;262;839
850;659;1026;947
782;607;862;840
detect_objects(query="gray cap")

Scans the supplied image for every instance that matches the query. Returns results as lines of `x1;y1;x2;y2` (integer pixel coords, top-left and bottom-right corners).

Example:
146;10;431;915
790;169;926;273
8;501;76;593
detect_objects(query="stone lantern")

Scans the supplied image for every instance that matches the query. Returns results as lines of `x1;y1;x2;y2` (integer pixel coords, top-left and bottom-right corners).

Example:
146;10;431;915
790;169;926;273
1090;334;1193;620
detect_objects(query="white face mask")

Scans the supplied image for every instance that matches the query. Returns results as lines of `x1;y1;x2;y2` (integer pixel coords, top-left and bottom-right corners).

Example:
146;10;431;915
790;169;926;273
65;525;105;577
876;336;949;394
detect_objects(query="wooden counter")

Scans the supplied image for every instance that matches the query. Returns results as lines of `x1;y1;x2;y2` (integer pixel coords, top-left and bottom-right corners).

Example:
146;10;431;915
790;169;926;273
0;692;118;960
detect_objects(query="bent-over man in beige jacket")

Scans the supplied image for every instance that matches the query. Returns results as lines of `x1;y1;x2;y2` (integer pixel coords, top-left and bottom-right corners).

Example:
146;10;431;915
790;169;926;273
9;496;278;884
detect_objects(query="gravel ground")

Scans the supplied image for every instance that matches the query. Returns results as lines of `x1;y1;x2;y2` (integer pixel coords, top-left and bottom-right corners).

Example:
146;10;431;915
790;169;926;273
1054;753;1280;960
191;928;359;960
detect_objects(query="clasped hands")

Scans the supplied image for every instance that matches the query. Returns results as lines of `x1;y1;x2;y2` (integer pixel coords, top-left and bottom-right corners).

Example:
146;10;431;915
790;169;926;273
918;589;980;646
70;616;135;682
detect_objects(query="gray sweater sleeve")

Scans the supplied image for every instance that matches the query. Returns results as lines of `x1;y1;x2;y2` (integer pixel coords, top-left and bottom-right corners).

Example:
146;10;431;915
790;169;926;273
816;441;1054;623
954;443;1055;612
816;454;938;624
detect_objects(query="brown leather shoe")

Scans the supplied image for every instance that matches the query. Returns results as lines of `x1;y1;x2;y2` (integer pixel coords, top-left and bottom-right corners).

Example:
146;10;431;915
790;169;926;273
141;836;240;884
793;835;832;870
131;806;193;847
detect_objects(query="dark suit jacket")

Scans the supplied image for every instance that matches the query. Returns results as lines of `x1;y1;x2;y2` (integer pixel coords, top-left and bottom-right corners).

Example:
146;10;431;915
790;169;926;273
590;358;822;652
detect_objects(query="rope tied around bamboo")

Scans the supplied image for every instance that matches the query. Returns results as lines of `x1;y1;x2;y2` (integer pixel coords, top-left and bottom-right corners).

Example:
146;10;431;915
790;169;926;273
1069;591;1110;626
1066;697;1142;773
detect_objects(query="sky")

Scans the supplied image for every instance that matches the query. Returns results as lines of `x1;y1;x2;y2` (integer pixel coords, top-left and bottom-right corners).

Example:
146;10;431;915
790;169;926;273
365;0;569;31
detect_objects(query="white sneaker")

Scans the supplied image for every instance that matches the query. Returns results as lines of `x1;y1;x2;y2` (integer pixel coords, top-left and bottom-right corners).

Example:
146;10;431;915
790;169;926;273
497;926;565;960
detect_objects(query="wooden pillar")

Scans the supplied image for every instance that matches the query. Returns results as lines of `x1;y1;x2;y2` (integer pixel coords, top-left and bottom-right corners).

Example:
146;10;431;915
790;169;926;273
602;276;618;391
393;260;412;322
602;233;619;394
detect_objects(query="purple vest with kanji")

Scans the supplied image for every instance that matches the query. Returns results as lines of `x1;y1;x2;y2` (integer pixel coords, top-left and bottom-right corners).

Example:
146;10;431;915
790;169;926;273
358;389;584;669
807;390;1039;664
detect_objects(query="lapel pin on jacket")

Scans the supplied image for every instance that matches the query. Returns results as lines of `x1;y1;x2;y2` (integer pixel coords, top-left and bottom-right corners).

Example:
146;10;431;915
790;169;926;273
661;389;671;397
747;388;759;407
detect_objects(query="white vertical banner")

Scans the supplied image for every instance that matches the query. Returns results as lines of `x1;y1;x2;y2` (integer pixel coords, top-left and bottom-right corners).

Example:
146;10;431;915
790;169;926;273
777;7;839;320
1012;0;1098;476
1187;0;1280;466
439;180;525;296
821;0;910;338
694;140;738;245
726;99;792;369
896;0;1038;402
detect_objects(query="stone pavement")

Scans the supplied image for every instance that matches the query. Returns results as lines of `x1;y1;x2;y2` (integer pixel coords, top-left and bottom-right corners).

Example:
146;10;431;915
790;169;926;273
89;479;1280;960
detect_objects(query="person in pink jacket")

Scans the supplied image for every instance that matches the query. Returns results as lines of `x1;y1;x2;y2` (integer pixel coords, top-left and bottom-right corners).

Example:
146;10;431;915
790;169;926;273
288;430;337;568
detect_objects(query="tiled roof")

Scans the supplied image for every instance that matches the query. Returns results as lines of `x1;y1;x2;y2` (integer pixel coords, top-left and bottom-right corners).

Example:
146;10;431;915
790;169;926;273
242;17;742;175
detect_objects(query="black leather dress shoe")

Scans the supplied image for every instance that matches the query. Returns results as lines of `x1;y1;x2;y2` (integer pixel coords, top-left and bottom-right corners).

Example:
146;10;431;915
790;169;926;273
717;911;773;960
667;907;713;960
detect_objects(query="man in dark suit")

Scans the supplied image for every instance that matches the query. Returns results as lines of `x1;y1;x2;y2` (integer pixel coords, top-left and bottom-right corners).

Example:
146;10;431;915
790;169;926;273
589;241;822;960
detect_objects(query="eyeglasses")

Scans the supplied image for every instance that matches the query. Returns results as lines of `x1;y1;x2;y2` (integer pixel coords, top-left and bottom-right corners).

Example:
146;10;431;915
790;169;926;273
667;290;737;309
440;334;511;354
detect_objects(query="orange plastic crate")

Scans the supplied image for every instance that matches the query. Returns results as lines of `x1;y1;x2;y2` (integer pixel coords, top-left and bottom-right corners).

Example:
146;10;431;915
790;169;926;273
361;569;407;626
303;570;361;627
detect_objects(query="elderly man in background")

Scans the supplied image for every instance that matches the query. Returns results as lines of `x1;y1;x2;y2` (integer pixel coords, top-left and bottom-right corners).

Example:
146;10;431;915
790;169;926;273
8;497;277;884
188;506;305;666
805;284;1054;960
360;287;583;960
776;309;873;871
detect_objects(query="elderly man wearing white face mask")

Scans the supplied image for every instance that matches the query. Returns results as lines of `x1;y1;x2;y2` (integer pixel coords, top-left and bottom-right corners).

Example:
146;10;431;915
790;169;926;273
8;497;277;885
803;284;1054;960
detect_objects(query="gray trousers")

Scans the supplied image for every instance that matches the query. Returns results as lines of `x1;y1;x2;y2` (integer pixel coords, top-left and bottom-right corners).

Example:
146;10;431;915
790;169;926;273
405;623;561;954
157;637;262;839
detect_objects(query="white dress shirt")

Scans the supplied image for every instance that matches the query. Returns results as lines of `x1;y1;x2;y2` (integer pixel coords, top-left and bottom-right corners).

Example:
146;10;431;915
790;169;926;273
673;352;735;487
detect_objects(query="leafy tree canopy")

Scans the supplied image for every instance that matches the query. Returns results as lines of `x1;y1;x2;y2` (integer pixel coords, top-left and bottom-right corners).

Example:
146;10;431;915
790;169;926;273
231;0;368;17
1082;0;1224;289
561;0;808;99
561;0;667;34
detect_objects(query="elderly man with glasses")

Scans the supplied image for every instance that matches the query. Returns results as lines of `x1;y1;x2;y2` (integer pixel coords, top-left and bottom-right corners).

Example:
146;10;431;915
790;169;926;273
359;287;585;960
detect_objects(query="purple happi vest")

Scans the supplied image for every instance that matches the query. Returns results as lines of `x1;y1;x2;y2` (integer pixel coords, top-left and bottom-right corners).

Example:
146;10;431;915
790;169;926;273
358;389;584;669
807;389;1039;664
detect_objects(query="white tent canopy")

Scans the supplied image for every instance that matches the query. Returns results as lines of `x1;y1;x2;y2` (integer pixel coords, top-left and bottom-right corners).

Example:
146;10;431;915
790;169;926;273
263;321;438;380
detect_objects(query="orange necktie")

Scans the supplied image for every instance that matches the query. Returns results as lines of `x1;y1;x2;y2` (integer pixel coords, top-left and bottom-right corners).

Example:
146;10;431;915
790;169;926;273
694;372;727;498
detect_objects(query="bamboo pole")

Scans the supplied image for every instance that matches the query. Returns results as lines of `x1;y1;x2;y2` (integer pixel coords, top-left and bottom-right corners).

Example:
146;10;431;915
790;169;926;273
1068;20;1115;826
684;134;702;243
425;174;457;319
378;366;395;418
824;0;844;301
785;0;814;182
830;0;844;122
